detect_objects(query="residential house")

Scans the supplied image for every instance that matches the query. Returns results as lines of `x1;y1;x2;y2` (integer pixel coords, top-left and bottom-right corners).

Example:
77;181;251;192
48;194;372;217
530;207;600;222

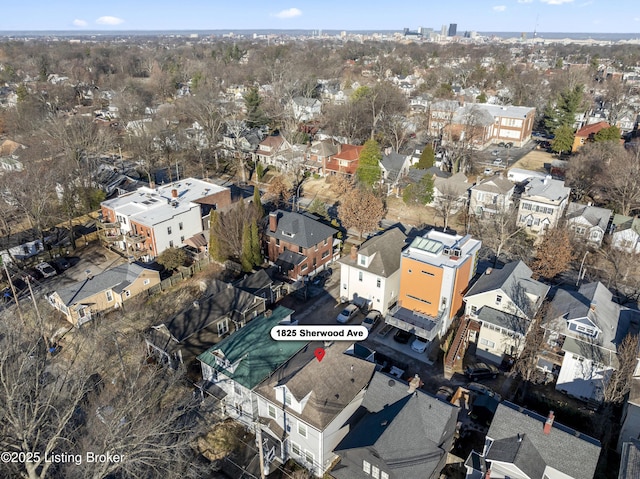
386;230;481;343
506;168;547;185
431;172;470;215
290;97;322;122
619;379;640;453
265;210;338;281
324;144;363;177
469;175;515;217
380;150;412;196
619;439;640;479
338;228;407;314
465;402;601;479
610;214;640;254
565;202;612;247
464;261;549;364
427;100;460;138
517;176;571;235
145;279;265;368
98;178;231;260
447;105;495;149
221;127;263;157
305;139;339;176
332;371;459;479
256;135;290;169
253;341;377;477
0;139;26;173
48;263;160;327
271;143;307;173
234;268;285;305
197;306;305;427
543;282;640;402
572;121;610;152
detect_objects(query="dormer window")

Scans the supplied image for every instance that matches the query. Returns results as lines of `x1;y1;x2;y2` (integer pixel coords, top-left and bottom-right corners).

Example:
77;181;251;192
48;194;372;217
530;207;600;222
359;255;366;266
282;231;294;238
576;324;596;336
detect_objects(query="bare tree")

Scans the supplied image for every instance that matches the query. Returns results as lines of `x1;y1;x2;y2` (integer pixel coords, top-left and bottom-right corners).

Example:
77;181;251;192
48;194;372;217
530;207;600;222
338;184;385;240
470;205;531;266
267;175;292;209
530;227;575;280
602;332;639;405
602;144;640;216
433;182;465;231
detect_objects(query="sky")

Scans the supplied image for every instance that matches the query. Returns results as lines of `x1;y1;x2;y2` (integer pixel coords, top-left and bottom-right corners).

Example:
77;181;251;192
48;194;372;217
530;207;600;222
0;0;639;33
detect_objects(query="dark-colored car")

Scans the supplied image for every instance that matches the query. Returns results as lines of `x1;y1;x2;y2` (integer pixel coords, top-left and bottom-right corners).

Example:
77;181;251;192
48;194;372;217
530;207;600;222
464;362;499;381
362;310;381;331
51;257;71;272
466;382;501;401
435;385;454;401
393;329;412;344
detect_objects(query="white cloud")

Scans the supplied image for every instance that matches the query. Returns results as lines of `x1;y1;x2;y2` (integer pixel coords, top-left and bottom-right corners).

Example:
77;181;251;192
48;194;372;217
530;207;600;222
579;0;594;6
517;0;534;3
540;0;574;4
493;5;507;11
272;8;302;19
72;19;88;27
634;17;640;21
95;16;125;25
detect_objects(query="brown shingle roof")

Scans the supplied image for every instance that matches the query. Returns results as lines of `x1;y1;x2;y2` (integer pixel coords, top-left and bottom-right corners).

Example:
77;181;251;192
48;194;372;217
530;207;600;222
575;121;610;138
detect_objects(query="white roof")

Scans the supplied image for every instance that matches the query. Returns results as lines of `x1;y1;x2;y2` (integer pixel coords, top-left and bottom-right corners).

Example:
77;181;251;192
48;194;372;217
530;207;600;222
102;178;228;226
480;104;536;119
404;230;481;269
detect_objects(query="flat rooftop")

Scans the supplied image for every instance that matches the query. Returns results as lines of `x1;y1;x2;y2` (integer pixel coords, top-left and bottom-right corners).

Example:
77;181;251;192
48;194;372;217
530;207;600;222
404;230;481;268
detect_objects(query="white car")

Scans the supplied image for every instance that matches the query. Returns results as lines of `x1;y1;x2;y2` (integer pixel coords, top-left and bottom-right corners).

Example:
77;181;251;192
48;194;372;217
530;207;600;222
35;262;57;279
362;310;381;331
483;167;493;176
411;337;429;354
337;304;359;324
493;158;504;166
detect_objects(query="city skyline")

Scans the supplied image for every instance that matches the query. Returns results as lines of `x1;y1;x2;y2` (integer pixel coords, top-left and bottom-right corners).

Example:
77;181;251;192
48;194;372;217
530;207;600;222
0;0;638;34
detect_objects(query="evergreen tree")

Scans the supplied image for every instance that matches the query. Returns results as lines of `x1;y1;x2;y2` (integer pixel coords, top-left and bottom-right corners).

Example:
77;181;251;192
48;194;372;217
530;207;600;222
209;210;225;262
414;145;435;169
250;221;262;267
253;186;264;219
551;124;575;154
241;223;253;272
356;139;382;189
243;87;268;129
594;125;621;142
402;175;434;205
544;85;585;133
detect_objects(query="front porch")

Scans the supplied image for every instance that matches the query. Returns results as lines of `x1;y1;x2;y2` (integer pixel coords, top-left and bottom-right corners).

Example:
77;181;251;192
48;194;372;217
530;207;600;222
384;305;445;341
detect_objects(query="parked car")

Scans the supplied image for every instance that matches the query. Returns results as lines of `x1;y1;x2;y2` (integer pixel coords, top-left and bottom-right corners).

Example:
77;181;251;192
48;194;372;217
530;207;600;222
393;329;412;344
505;142;514;148
362;310;381;331
51;257;71;272
466;382;501;401
464;362;499;381
435;385;454;401
336;304;359;324
35;262;57;279
497;142;506;148
483;168;493;176
22;268;43;282
411;336;429;353
492;158;504;166
491;149;500;156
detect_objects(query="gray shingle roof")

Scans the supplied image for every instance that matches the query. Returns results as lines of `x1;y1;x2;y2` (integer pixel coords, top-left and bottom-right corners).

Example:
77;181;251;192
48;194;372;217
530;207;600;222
486;402;601;479
254;342;376;431
566;203;612;230
338;228;407;278
332;371;459;479
266;210;337;249
472;176;515;195
465;261;549;317
619;439;640;479
55;262;150;305
612;214;640;235
477;306;529;335
487;434;546;479
522;177;570;202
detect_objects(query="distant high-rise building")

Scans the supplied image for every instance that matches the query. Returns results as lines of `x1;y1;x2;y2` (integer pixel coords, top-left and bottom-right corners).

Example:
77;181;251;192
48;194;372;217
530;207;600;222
441;25;447;37
448;23;457;37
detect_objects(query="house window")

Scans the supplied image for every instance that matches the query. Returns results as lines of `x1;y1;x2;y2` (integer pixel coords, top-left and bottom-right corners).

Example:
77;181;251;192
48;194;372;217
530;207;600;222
304;450;314;466
179;222;183;231
381;472;389;479
363;460;371;474
167;226;172;235
124;290;131;298
267;404;276;419
324;239;328;246
301;263;308;271
285;391;292;406
480;338;496;348
495;295;502;305
471;305;478;315
360;256;366;266
143;279;150;285
371;465;380;479
575;226;586;236
421;270;434;276
297;422;307;438
276;238;280;246
359;272;363;282
169;240;174;248
376;278;381;288
321;250;329;259
290;442;301;456
298;246;303;254
407;294;431;305
217;320;229;336
180;236;184;243
234;383;242;396
105;290;113;302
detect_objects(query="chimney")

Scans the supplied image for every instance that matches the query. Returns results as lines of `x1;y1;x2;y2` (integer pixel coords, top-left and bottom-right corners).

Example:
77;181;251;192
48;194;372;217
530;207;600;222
150;180;155;189
590;300;597;312
269;212;278;233
350;245;358;260
171;188;178;198
543;175;552;185
407;374;423;393
485;267;493;275
485;470;491;479
543;410;554;434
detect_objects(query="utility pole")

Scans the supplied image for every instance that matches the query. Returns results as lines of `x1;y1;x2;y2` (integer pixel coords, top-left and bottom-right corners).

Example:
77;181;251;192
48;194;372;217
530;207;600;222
255;426;266;479
26;276;50;350
2;259;24;322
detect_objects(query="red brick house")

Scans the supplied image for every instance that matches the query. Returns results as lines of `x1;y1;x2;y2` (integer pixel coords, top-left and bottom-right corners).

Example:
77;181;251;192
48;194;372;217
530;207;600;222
265;210;339;280
324;144;363;176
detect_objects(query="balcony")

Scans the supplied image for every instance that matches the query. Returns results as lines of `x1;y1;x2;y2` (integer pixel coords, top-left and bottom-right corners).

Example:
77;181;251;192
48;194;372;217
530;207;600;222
101;233;122;242
96;220;120;229
124;233;147;243
385;305;444;341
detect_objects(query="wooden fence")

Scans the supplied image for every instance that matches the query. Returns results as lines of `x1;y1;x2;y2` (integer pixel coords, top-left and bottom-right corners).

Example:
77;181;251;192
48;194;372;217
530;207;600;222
146;255;212;296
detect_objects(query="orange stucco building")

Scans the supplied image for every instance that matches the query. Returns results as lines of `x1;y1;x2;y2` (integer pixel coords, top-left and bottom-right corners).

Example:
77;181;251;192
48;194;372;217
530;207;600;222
386;230;481;341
